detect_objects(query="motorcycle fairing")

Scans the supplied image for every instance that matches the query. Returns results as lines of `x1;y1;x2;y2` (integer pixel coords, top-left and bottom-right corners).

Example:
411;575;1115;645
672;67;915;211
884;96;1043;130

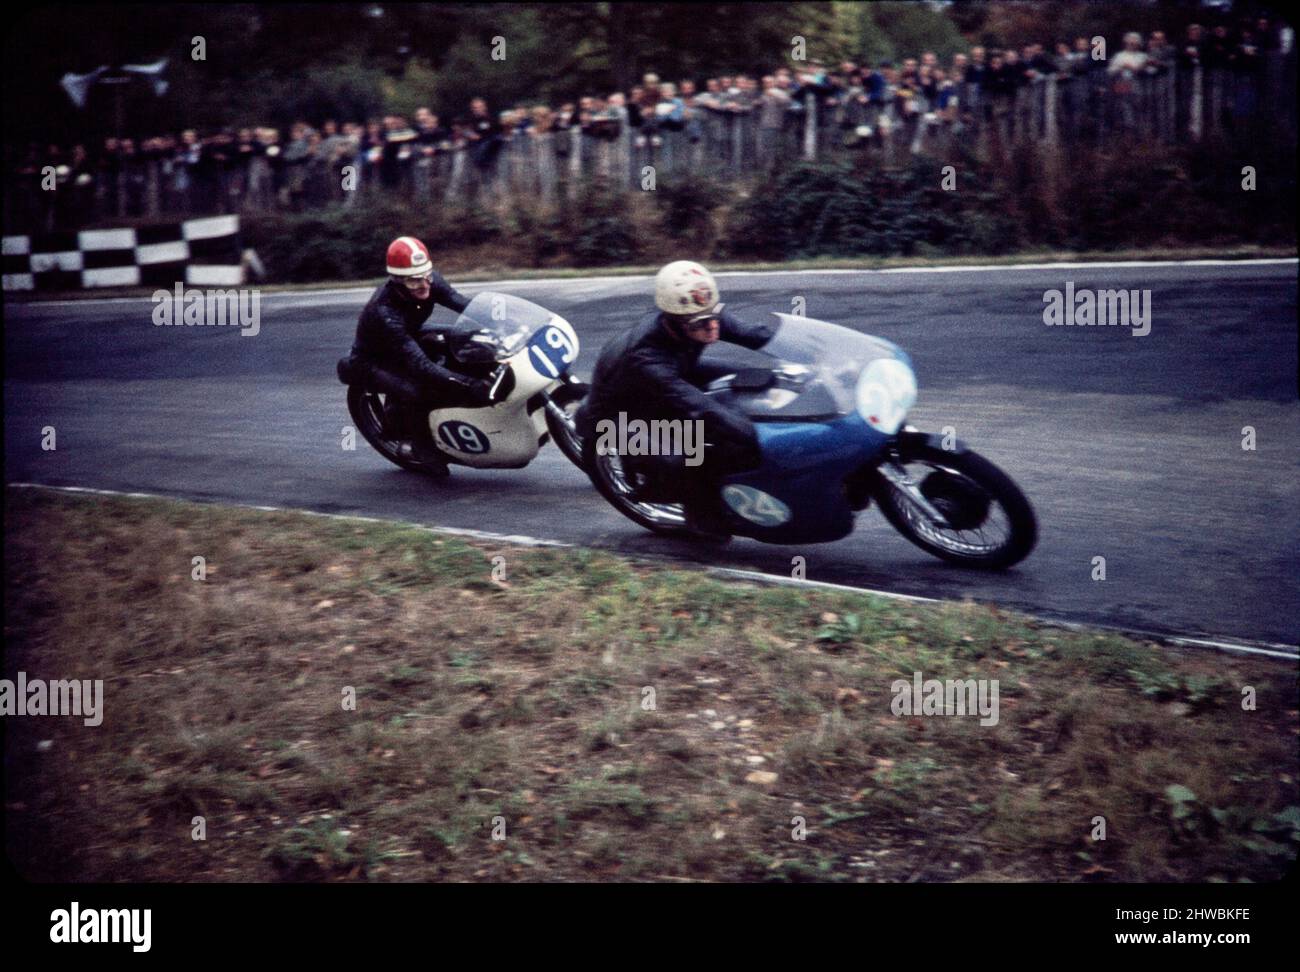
718;412;893;544
427;291;579;468
702;313;914;543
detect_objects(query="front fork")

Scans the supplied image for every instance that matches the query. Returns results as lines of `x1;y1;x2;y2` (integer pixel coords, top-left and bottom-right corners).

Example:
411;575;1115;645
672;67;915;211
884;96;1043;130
542;393;571;429
873;427;953;529
540;375;586;434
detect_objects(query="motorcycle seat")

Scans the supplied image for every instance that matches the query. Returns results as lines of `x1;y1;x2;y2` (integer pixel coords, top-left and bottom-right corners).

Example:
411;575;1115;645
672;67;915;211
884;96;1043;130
336;355;426;402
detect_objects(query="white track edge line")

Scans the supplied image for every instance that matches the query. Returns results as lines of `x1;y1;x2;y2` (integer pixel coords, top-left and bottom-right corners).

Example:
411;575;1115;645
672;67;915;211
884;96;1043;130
10;481;1296;660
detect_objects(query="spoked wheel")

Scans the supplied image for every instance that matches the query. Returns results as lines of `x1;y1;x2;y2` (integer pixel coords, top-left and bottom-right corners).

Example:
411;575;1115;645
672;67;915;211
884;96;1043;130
582;435;721;539
345;385;449;478
543;381;588;471
873;440;1036;569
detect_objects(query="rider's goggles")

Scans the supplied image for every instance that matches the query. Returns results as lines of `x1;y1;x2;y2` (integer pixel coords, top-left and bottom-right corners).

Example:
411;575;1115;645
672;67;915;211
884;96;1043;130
681;302;724;332
400;269;435;289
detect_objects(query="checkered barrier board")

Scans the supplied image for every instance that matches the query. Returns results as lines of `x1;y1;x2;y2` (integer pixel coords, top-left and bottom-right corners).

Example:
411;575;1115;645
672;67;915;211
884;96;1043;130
2;215;243;291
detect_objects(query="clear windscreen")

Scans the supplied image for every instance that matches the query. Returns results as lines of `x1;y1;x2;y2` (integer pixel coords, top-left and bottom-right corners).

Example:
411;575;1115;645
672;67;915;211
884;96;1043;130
749;313;907;416
452;291;555;359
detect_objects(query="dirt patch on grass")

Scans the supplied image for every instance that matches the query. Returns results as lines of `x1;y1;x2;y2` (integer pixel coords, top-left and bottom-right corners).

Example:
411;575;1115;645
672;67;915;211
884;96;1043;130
4;487;1297;882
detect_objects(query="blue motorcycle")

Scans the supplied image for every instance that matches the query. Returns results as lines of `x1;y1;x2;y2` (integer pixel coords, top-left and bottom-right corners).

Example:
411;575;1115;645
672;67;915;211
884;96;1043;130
583;311;1038;568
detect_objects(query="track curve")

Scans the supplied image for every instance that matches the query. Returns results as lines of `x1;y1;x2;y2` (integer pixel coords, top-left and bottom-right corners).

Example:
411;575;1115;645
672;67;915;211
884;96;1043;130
5;262;1297;646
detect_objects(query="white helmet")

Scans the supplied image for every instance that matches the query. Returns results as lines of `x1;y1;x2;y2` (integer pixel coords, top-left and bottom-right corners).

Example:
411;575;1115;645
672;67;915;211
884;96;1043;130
654;260;720;316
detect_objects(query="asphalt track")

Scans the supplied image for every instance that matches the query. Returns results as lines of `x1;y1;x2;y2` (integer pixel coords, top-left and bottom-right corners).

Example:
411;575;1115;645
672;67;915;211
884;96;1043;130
5;261;1298;649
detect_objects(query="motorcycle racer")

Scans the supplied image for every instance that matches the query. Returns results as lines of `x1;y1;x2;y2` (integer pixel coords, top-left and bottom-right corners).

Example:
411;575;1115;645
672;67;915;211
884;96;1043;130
578;260;774;533
346;237;496;465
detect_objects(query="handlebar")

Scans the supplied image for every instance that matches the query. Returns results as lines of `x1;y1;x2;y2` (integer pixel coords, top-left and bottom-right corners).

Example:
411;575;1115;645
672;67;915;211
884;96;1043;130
487;364;509;403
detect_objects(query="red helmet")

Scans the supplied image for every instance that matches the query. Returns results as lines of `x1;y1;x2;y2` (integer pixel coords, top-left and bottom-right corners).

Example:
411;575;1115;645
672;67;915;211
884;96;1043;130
386;236;432;277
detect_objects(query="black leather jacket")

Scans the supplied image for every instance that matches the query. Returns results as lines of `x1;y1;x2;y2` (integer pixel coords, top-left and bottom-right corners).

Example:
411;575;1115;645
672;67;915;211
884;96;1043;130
351;275;477;391
578;308;775;447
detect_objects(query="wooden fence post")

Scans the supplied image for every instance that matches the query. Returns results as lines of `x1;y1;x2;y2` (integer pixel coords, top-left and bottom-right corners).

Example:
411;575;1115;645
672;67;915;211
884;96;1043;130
446;149;465;202
567;126;582;203
536;132;557;208
1044;76;1058;145
616;119;632;189
1189;65;1204;141
802;93;817;160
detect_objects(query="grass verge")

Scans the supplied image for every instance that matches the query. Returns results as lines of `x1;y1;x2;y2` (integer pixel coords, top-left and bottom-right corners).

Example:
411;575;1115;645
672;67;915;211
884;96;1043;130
4;486;1297;882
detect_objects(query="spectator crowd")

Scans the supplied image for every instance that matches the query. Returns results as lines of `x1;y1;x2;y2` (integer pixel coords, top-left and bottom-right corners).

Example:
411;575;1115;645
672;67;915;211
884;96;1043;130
6;13;1293;232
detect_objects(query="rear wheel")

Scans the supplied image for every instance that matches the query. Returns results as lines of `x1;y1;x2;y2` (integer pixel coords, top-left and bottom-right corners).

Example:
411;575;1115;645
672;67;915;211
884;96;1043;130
873;439;1036;569
346;385;449;478
582;435;730;542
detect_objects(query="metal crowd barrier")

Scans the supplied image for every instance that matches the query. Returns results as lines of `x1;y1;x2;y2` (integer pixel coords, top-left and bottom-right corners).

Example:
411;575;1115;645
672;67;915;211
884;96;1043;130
5;60;1295;232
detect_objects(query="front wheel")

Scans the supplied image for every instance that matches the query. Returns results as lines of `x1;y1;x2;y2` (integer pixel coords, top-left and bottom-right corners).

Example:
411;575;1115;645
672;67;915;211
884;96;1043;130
872;439;1036;569
543;381;588;471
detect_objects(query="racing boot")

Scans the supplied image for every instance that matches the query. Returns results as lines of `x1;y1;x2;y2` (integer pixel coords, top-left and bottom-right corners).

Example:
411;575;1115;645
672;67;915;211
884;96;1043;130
381;395;403;437
393;401;450;476
398;435;448;472
681;479;734;542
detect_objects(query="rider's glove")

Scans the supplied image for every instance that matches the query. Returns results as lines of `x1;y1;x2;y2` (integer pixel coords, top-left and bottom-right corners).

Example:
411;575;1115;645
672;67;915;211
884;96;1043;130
711;410;759;449
468;379;497;406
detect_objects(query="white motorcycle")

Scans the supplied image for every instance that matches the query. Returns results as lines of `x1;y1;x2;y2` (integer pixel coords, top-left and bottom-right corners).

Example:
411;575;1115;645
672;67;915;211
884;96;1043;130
340;292;587;477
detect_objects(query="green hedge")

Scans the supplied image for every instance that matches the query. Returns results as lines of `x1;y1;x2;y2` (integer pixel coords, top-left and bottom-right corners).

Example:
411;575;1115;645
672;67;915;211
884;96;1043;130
721;141;1295;260
240;142;1294;283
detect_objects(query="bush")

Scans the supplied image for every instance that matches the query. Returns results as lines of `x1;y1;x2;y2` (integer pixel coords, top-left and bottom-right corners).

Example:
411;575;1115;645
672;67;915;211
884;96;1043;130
720;138;1297;261
242;197;505;282
721;159;979;259
655;176;730;243
557;184;641;266
506;202;565;268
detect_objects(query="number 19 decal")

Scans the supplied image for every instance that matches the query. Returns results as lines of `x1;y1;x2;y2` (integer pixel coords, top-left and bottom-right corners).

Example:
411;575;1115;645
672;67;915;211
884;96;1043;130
438;420;489;454
528;325;577;378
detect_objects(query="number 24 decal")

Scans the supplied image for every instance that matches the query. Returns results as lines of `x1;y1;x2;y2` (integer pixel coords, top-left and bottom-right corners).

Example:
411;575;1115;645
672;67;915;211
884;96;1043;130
722;485;791;526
